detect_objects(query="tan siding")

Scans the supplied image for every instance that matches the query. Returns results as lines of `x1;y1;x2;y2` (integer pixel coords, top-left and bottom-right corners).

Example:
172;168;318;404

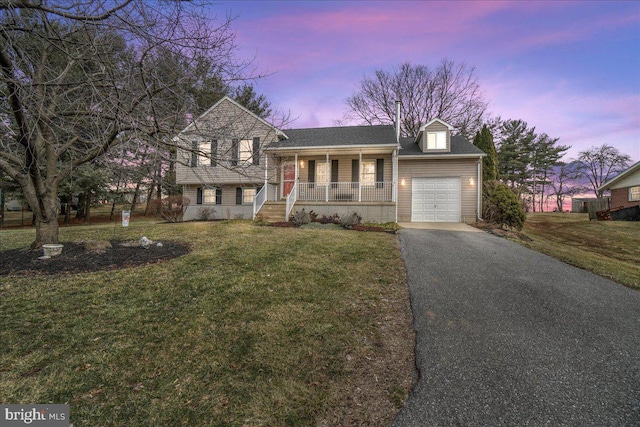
176;98;279;185
398;159;480;223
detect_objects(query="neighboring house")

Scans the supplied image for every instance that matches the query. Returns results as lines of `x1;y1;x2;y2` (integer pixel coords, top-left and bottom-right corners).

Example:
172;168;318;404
175;96;485;223
571;197;610;213
598;161;640;210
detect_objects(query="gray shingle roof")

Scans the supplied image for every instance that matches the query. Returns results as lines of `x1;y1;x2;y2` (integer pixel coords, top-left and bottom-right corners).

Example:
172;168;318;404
268;125;397;148
398;135;485;156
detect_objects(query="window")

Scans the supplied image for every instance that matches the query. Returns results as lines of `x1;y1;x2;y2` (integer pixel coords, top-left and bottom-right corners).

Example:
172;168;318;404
361;160;376;186
316;161;329;186
197;188;221;205
426;131;447;150
190;141;215;167
203;188;222;204
630;186;640;201
239;139;253;164
243;188;256;204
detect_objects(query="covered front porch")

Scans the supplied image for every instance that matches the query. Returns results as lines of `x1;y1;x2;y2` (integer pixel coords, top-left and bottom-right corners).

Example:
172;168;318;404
253;148;399;221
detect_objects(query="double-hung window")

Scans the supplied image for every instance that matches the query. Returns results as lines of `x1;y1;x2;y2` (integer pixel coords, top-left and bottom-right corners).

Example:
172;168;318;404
316;161;329;186
361;160;376;186
239;139;253;164
426;131;447;150
630;186;640;201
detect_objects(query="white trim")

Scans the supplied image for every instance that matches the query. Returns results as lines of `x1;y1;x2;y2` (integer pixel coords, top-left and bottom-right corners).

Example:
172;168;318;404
398;154;485;160
266;143;399;152
421;118;455;131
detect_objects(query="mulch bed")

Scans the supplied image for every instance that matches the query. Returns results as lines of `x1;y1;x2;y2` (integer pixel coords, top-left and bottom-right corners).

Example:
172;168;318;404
0;240;191;276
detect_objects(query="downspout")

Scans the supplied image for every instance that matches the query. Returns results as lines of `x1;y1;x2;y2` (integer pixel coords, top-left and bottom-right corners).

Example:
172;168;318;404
395;100;401;222
393;149;398;223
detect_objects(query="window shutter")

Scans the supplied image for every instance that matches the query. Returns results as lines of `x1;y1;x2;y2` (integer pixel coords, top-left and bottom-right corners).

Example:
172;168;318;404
253;137;260;165
191;141;198;167
231;139;239;166
236;187;242;205
216;188;222;205
331;159;339;188
211;140;218;167
352;159;359;188
308;160;316;187
196;187;203;204
376;159;384;189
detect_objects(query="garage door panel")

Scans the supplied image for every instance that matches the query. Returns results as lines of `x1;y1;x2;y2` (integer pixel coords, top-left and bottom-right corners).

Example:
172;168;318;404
411;178;461;222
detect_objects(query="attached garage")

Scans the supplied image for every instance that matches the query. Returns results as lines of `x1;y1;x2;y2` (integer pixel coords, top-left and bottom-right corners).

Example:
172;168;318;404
411;177;461;222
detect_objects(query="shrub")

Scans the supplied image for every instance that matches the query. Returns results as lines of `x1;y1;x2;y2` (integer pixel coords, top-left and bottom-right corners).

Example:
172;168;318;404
341;212;362;229
291;208;311;226
151;196;190;223
197;207;216;221
309;210;319;222
318;213;341;225
483;181;526;230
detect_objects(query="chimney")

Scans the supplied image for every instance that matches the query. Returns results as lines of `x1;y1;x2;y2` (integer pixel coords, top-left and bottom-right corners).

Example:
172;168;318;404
395;100;401;143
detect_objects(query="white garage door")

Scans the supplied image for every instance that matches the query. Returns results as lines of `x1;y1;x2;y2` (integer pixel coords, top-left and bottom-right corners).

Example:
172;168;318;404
411;177;461;222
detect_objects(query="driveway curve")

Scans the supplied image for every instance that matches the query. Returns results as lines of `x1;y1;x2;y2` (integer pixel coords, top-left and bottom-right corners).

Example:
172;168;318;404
393;228;640;426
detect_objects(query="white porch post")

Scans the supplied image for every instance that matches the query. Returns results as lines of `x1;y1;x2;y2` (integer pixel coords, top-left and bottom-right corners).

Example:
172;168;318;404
392;149;398;203
325;152;329;202
294;153;298;199
358;151;362;202
264;154;268;194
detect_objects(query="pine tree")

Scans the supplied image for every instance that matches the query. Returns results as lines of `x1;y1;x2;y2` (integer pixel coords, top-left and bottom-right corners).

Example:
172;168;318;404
473;125;498;182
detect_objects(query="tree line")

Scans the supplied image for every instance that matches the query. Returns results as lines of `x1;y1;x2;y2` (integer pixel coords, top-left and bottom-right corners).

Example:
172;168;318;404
344;61;633;217
0;1;633;245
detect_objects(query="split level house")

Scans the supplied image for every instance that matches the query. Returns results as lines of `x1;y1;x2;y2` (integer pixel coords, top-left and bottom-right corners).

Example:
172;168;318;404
175;96;485;224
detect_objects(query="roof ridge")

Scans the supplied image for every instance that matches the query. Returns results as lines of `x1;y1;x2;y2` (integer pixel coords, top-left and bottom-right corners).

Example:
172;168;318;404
285;124;393;131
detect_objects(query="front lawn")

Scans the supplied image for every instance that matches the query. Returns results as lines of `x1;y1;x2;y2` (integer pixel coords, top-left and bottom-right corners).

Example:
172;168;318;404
0;220;414;426
519;213;640;290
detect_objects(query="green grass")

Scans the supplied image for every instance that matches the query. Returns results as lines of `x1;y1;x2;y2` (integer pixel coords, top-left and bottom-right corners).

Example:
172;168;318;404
0;220;413;426
519;213;640;290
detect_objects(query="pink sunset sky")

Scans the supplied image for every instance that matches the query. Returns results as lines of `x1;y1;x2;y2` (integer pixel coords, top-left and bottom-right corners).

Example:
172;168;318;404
214;0;639;163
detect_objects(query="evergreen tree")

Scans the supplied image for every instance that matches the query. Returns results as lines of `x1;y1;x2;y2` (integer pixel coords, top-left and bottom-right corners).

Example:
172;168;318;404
473;125;498;182
528;134;569;211
497;120;536;197
234;84;273;118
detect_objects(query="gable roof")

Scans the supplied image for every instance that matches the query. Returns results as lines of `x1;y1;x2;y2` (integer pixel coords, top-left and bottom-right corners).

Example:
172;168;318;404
176;95;287;139
268;125;398;149
598;160;640;191
398;135;485;158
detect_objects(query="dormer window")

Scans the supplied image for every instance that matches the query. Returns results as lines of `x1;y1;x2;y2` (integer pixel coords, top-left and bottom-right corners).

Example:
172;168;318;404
427;131;446;150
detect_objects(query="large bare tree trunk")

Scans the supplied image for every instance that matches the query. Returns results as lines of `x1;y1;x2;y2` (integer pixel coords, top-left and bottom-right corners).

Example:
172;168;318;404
33;217;60;249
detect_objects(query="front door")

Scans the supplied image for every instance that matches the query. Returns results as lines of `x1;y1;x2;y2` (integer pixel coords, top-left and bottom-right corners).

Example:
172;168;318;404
283;162;296;197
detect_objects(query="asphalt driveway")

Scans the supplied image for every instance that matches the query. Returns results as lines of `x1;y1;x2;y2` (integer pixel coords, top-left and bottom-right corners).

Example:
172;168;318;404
392;228;640;426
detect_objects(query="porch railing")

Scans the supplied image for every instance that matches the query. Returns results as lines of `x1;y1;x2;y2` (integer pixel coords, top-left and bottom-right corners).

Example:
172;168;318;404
297;181;393;202
285;182;297;220
253;185;267;220
253;183;278;220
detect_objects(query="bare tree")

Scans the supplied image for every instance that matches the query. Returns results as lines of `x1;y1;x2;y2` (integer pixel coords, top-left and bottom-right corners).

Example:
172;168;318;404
576;144;631;198
345;60;488;138
549;161;583;212
0;0;246;247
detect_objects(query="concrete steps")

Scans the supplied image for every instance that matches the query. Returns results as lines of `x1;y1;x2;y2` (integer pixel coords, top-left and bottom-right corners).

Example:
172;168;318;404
256;202;287;222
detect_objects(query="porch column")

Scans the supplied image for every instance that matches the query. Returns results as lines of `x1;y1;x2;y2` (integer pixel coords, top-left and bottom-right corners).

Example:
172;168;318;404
264;154;268;194
392;149;398;203
294;153;298;199
358;151;362;202
325;152;329;202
